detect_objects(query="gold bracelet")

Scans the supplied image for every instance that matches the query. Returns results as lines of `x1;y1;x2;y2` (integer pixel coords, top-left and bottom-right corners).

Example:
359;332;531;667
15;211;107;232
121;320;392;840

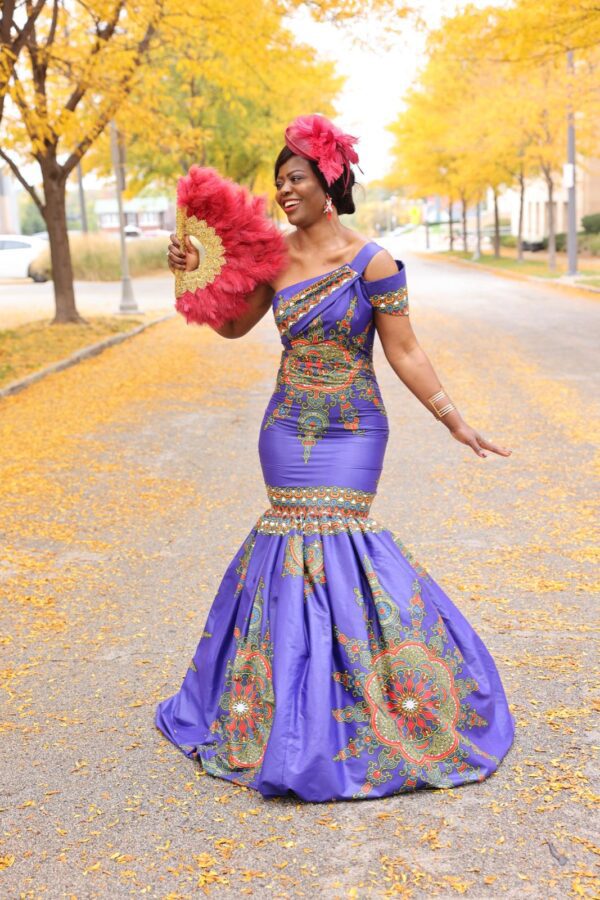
428;388;456;419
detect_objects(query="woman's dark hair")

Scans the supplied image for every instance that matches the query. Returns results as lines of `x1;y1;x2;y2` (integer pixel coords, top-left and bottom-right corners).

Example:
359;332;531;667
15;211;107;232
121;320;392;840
274;146;356;216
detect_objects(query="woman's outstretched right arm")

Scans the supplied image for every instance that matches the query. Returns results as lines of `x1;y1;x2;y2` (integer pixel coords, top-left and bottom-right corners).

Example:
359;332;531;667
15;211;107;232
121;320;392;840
168;233;274;339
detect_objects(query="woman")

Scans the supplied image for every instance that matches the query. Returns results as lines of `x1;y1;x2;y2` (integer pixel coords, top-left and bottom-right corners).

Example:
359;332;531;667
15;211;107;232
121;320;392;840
158;114;515;801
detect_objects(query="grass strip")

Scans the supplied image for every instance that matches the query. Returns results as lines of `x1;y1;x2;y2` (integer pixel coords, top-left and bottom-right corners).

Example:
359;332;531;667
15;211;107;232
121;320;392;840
0;316;146;388
441;250;598;279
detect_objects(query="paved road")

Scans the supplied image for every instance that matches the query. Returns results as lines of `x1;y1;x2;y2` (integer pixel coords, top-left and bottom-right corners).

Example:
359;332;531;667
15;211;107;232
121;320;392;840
1;252;598;897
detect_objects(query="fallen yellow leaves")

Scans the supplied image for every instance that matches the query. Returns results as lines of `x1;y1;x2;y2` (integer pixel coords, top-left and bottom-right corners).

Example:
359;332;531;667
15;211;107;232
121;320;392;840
545;705;590;733
568;834;600;857
214;838;236;859
193;853;230;889
0;316;145;389
419;828;444;850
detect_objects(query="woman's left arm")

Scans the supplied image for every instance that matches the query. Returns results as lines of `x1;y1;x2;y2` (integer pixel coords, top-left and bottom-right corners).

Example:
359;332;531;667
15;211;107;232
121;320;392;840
365;251;512;459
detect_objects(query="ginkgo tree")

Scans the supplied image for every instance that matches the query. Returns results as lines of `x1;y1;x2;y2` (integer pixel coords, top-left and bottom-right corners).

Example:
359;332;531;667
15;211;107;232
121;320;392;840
387;1;600;267
85;0;341;193
0;0;411;325
489;0;600;64
0;0;164;323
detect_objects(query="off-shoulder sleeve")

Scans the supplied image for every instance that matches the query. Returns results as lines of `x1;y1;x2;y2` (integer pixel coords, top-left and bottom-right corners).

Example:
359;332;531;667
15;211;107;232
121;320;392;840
362;260;409;316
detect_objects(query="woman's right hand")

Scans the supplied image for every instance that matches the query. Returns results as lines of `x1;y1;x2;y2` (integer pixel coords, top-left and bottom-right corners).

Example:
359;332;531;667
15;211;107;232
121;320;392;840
167;234;199;272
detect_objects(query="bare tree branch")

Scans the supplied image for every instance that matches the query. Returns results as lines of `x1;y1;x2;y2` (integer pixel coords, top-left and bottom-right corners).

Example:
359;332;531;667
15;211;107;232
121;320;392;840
0;147;44;211
61;17;158;175
63;0;126;113
0;0;46;120
44;0;60;53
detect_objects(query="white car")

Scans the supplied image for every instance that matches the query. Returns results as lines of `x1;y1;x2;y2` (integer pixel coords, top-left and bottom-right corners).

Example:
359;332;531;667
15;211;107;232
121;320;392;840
0;234;49;281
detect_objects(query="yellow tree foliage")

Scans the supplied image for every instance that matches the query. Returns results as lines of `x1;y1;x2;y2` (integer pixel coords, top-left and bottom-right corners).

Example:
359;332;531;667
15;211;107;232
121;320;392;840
1;0;165;322
1;0;410;324
387;2;600;260
488;0;600;63
86;0;342;194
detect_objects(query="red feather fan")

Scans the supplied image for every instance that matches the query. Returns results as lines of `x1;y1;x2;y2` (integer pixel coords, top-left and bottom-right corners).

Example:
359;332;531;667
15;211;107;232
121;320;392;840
174;166;288;329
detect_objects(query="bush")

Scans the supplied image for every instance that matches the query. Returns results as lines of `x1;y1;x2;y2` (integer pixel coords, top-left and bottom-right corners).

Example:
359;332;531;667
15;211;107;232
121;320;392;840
536;232;599;256
19;196;46;235
582;213;600;234
500;235;517;248
581;232;600;256
30;233;170;281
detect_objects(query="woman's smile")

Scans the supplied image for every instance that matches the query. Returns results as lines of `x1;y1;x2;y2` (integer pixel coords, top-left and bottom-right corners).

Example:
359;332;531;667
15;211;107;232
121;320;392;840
283;198;301;213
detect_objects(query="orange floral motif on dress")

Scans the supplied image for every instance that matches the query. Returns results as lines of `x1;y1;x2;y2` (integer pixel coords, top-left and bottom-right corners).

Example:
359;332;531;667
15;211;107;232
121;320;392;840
203;578;275;783
265;296;387;462
331;554;497;798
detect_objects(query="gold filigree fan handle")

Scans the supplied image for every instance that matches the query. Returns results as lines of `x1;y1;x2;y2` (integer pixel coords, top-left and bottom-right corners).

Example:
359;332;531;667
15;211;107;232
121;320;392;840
174;206;227;298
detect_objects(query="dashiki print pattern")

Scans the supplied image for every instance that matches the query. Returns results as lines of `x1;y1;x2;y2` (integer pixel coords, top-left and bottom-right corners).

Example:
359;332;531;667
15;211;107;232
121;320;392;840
155;241;515;801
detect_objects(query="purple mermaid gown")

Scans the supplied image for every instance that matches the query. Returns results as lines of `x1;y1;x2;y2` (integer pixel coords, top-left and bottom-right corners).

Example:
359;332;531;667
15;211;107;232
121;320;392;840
155;241;515;801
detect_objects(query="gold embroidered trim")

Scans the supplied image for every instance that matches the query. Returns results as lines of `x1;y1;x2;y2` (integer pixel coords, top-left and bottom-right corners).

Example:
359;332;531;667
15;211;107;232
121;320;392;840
370;286;409;315
174;206;226;298
275;266;356;335
267;484;375;516
254;484;383;535
255;513;386;536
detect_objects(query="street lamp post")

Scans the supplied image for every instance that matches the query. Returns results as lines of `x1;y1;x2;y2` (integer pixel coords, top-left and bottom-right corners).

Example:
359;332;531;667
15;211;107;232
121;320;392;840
110;119;139;314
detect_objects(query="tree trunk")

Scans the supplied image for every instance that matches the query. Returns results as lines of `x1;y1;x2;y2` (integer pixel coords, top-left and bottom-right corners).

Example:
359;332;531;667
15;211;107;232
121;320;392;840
545;170;556;271
493;188;500;258
517;168;525;262
41;160;86;324
461;194;468;252
472;199;481;261
448;198;454;251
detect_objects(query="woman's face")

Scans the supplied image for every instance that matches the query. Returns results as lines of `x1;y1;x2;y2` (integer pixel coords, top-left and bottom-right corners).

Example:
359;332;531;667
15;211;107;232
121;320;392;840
275;156;327;226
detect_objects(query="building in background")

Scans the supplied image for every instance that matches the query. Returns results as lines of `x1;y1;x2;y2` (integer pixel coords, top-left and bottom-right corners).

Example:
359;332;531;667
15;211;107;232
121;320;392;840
0;167;20;233
502;156;600;242
95;196;174;234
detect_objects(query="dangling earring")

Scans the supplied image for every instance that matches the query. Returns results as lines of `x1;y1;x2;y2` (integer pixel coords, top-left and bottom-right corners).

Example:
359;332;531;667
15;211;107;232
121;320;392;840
323;194;334;220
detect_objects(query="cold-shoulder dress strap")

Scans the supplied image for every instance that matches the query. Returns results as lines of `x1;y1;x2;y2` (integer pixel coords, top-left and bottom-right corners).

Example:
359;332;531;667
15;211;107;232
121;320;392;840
362;256;409;317
349;241;386;276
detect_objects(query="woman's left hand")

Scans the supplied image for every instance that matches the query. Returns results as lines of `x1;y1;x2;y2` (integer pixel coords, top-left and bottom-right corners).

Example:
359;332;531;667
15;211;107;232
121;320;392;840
449;422;512;458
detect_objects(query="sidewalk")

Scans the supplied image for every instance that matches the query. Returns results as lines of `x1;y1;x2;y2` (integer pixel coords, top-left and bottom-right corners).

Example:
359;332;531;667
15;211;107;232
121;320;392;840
415;250;600;300
0;274;174;328
388;228;600;298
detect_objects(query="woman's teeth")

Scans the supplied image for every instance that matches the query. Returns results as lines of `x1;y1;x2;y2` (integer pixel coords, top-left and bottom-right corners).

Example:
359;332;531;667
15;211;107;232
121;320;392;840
284;200;300;211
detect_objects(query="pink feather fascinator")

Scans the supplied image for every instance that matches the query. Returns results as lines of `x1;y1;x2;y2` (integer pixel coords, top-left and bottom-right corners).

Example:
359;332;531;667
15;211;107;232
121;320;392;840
284;114;360;186
174;166;287;329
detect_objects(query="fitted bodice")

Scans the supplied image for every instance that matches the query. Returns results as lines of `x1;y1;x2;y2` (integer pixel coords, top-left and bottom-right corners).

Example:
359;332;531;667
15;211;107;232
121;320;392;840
274;264;377;353
258;243;409;487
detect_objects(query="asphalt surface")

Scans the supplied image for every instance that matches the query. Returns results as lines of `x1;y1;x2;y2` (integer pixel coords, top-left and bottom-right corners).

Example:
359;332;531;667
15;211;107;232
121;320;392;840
1;248;598;898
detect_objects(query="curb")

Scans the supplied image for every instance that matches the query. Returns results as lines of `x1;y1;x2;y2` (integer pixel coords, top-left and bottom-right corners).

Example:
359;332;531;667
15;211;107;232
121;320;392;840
0;312;177;400
412;251;600;300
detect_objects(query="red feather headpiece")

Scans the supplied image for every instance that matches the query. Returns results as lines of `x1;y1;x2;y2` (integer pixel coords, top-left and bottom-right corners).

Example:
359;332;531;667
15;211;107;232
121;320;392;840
174;166;287;329
284;114;360;187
